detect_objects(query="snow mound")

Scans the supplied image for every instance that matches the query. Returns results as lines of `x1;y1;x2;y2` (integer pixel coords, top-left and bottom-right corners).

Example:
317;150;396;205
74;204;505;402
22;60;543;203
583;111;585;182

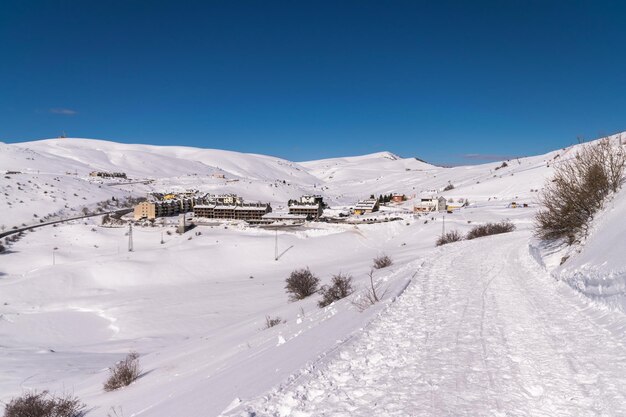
553;186;626;312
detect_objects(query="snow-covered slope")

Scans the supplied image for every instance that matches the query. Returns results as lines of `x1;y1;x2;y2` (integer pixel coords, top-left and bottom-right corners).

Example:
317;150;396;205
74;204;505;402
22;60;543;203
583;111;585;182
552;187;626;312
0;138;323;227
1;136;560;227
1;134;625;417
300;151;433;181
12;138;319;183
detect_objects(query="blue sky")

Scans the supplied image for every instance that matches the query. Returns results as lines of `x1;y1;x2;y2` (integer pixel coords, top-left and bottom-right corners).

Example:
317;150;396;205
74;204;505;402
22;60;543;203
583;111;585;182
1;1;625;164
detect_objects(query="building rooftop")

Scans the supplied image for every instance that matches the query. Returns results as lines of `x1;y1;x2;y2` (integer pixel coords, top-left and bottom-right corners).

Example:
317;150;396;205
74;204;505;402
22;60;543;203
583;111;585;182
355;199;379;209
289;203;321;209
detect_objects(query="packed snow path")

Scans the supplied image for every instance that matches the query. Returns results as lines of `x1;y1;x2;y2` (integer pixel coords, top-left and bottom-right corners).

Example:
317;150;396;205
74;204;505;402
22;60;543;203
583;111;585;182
234;233;626;417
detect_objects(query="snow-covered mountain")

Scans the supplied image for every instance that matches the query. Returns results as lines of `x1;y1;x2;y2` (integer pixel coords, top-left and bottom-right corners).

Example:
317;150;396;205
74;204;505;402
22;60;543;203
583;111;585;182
1;136;563;227
4;138;319;182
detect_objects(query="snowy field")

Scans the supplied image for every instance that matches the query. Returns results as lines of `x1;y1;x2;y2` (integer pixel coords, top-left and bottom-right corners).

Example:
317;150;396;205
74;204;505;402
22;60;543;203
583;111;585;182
1;136;625;416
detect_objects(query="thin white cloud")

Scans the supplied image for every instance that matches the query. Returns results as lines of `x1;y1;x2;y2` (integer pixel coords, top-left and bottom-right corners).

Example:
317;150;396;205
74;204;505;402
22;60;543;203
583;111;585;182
49;108;78;115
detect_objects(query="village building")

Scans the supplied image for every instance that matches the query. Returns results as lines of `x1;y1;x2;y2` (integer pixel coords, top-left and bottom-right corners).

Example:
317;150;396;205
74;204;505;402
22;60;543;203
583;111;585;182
288;195;324;219
413;196;447;212
133;197;203;220
212;194;243;205
392;194;406;203
134;201;156;220
300;194;324;205
151;190;199;201
353;198;380;215
193;201;272;222
89;171;127;179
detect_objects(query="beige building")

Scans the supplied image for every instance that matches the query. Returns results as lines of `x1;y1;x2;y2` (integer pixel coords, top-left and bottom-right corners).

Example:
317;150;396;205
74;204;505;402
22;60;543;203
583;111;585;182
134;197;202;220
134;201;156;220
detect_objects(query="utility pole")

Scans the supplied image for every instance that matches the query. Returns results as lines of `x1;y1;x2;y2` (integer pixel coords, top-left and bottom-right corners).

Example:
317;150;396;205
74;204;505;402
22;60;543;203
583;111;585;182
274;228;278;261
442;213;445;236
161;231;164;244
128;223;134;252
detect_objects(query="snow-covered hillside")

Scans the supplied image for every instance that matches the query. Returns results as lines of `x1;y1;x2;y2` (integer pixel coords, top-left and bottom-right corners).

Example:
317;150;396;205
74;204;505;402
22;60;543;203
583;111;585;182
1;136;558;227
1;135;625;417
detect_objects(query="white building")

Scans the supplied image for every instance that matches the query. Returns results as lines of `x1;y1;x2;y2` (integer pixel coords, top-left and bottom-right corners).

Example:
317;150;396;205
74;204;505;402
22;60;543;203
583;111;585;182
414;196;447;212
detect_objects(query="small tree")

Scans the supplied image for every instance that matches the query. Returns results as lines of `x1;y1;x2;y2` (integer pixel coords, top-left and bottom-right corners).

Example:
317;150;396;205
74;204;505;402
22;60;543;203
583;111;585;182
104;352;141;392
535;138;625;242
436;230;463;246
466;221;516;240
4;391;85;417
318;273;354;307
352;269;387;312
285;268;320;301
372;254;392;269
264;316;282;328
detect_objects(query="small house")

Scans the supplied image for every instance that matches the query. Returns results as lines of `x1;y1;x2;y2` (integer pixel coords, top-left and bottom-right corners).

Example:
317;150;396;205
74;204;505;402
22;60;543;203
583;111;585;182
413;196;447;212
353;199;380;215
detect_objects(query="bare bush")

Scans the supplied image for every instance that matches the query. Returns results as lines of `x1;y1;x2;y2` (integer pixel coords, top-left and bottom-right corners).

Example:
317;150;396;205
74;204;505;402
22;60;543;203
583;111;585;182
436;230;463;246
351;269;387;312
103;352;141;392
4;391;85;417
318;273;354;308
372;254;392;269
264;315;282;328
535;138;625;243
107;407;125;417
466;221;515;240
443;183;455;191
285;267;319;301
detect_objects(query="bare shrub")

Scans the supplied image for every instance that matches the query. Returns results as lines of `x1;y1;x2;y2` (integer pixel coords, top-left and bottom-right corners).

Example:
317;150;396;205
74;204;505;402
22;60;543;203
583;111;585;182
285;267;319;301
436;230;463;246
443;183;455;191
351;269;387;312
372;254;392;269
535;138;625;243
264;315;282;328
103;352;141;392
107;407;125;417
466;221;516;240
4;391;85;417
318;273;354;308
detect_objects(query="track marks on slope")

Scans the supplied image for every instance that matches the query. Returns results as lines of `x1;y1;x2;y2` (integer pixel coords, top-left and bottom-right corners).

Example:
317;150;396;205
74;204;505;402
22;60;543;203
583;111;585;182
231;233;626;417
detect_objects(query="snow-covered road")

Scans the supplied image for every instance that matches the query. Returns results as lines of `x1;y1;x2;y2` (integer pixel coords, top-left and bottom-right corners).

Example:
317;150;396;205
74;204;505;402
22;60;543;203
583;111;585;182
233;232;626;416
